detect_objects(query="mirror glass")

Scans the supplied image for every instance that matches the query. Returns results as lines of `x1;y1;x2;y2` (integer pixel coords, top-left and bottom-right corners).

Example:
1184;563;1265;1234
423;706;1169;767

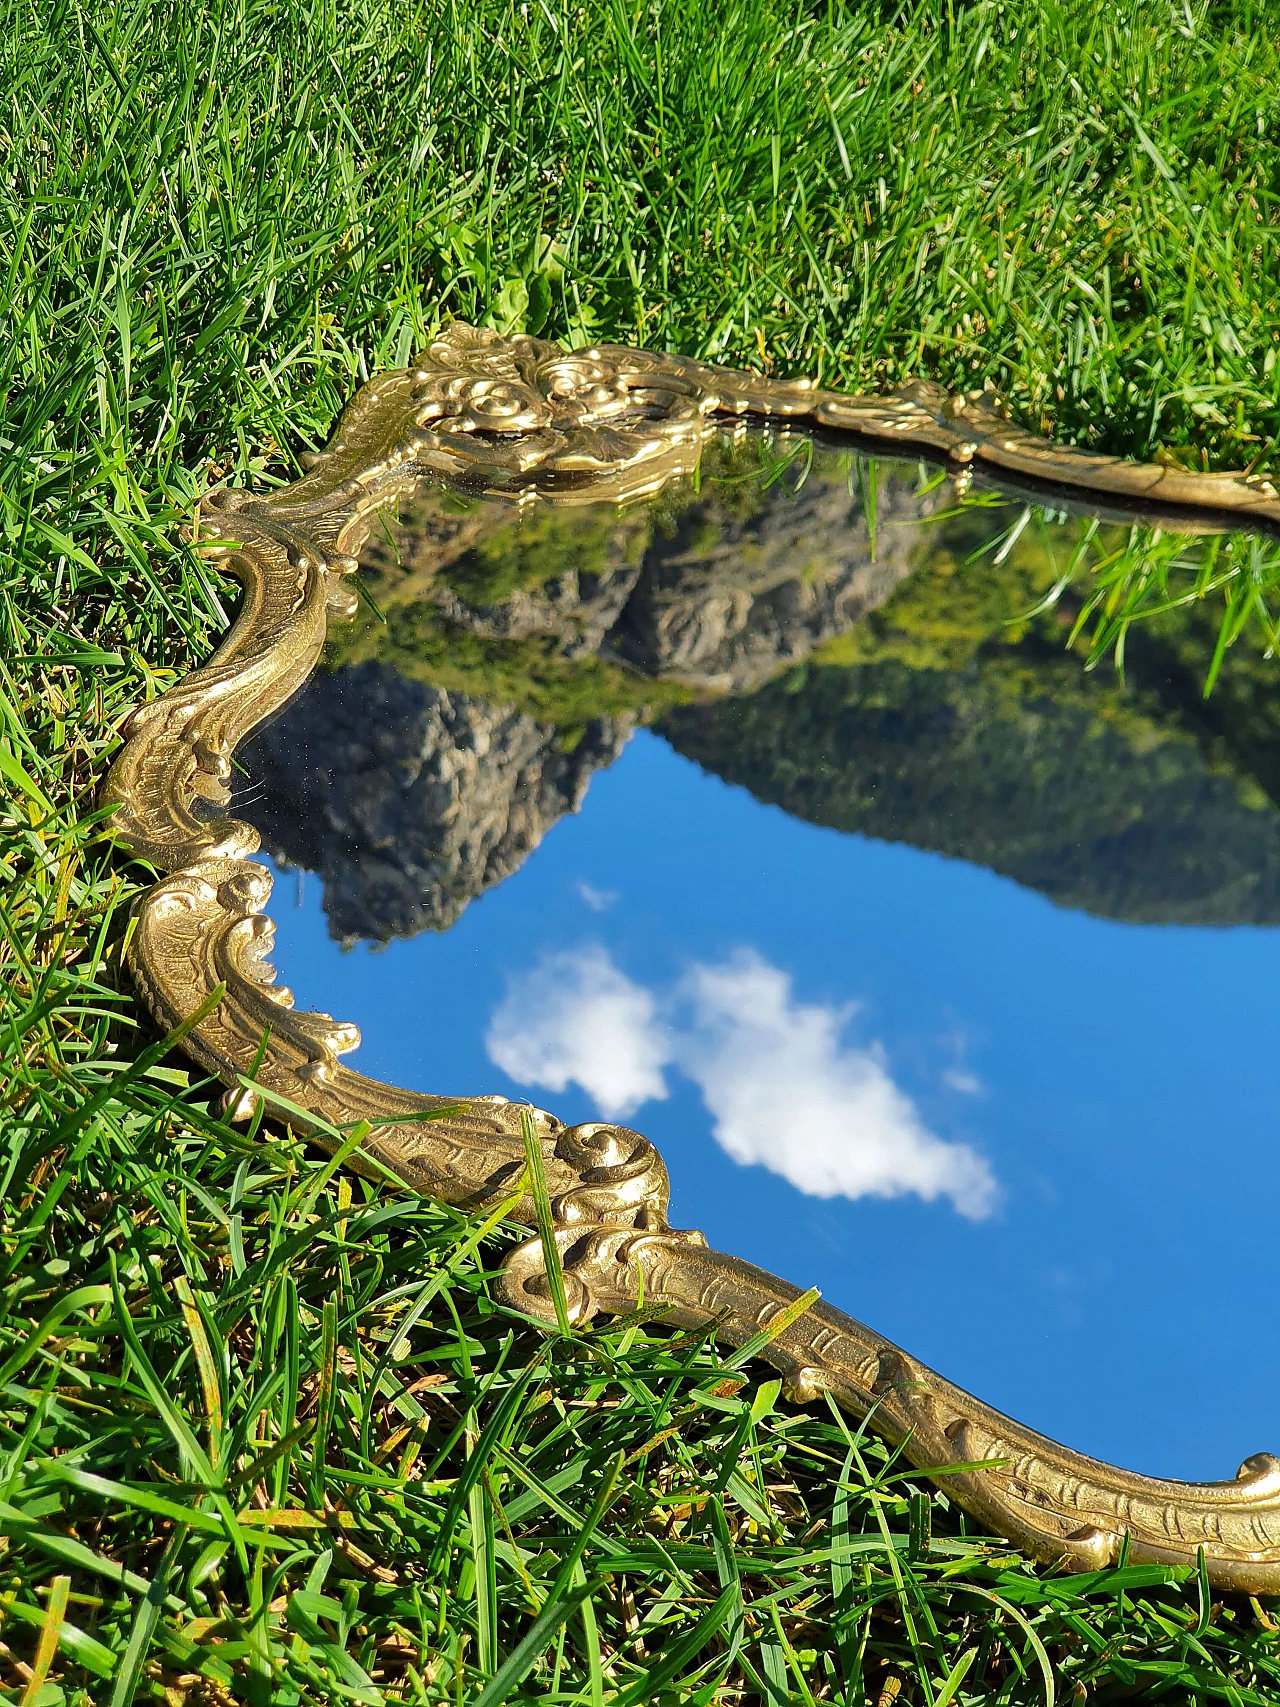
233;432;1280;1481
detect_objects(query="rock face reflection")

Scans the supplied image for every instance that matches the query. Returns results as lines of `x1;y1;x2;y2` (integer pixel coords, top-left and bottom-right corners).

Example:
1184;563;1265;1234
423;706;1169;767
238;440;925;941
235;436;1280;941
663;645;1280;926
242;669;630;942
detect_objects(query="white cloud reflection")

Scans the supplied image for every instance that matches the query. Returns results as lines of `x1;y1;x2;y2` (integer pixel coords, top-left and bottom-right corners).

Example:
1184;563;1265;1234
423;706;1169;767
485;943;996;1219
485;944;671;1120
680;951;996;1219
576;881;617;913
943;1067;984;1097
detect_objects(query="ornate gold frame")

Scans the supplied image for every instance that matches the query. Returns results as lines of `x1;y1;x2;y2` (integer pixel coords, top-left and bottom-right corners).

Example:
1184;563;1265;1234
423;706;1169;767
104;323;1280;1591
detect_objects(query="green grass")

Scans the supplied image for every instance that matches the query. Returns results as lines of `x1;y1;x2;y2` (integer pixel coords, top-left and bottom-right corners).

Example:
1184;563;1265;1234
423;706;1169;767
8;0;1280;1699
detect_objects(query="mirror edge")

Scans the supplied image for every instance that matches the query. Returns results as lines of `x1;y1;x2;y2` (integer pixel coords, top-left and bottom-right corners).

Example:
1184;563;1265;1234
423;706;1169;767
101;319;1280;1590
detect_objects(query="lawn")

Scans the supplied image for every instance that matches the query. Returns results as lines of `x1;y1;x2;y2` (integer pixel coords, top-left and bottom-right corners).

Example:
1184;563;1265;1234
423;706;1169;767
5;0;1280;1700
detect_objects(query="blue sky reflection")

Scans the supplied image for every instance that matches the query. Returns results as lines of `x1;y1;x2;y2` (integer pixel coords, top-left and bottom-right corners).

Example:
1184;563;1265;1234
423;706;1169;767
258;729;1280;1483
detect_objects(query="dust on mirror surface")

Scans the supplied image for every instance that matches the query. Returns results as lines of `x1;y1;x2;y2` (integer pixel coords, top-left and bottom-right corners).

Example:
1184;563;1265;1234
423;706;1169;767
231;430;1280;1482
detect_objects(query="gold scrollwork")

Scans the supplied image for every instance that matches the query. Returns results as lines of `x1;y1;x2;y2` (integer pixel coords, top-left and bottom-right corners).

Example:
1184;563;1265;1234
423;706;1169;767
105;321;1280;1591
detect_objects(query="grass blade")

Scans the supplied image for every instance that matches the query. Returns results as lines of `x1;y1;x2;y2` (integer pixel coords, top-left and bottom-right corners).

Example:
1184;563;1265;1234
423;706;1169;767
519;1106;572;1335
471;1452;624;1706
19;1574;69;1707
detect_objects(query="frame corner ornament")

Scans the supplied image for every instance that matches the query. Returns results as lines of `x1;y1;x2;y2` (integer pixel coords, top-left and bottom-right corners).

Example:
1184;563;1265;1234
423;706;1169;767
104;321;1280;1591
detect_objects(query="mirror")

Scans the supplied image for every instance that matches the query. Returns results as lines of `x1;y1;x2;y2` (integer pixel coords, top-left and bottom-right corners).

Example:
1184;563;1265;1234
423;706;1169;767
230;428;1280;1484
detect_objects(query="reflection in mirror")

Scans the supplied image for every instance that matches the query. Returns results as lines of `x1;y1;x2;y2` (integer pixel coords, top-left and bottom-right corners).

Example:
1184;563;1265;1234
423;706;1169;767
232;431;1280;1481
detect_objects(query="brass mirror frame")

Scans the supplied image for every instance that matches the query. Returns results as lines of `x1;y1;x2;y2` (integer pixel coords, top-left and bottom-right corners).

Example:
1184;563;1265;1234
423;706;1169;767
104;322;1280;1591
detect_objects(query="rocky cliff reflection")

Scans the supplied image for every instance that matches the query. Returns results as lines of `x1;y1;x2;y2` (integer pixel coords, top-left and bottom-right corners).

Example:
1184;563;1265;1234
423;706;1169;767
237;434;1280;942
231;432;1280;1477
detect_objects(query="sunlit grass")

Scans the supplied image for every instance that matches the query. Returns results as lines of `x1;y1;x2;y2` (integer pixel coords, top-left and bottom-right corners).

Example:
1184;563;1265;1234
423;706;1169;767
7;0;1280;1697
